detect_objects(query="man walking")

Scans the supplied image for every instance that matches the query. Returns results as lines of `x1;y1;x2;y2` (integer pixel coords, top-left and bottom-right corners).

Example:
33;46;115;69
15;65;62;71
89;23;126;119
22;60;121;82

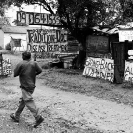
10;51;44;128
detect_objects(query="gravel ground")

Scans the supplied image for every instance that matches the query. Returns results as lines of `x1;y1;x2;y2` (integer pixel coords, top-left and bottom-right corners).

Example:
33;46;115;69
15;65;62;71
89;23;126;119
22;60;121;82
40;68;133;106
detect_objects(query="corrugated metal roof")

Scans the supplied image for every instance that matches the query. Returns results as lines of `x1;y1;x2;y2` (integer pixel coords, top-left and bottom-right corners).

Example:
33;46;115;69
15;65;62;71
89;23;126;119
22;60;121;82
92;26;119;34
92;23;133;34
2;26;27;34
2;26;47;34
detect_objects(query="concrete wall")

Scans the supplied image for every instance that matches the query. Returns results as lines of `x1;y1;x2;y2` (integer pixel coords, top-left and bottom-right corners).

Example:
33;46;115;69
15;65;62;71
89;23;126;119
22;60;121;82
4;33;27;51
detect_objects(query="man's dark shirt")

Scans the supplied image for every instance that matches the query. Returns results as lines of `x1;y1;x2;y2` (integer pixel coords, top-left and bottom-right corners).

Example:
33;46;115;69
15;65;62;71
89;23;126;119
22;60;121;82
14;59;42;92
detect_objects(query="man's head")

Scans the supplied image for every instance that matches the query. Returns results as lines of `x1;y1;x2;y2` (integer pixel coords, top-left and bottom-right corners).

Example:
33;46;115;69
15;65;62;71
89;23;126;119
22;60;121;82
22;51;31;60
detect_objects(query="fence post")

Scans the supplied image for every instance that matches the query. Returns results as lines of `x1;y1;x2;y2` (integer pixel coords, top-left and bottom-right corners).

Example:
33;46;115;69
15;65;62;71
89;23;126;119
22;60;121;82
34;52;36;61
0;53;3;76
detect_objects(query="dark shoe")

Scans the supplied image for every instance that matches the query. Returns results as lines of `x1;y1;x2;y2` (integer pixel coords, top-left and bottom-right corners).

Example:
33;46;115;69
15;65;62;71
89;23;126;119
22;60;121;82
10;113;19;123
34;116;44;128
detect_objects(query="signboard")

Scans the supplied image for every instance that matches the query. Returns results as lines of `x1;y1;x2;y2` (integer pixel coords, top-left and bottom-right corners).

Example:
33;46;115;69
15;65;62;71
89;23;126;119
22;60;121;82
17;11;61;26
124;61;133;83
119;29;133;42
27;29;68;58
86;35;109;53
0;17;11;25
0;58;12;76
83;57;114;82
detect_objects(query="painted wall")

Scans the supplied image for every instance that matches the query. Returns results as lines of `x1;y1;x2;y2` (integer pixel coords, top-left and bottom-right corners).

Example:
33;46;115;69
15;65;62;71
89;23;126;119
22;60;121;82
83;57;114;82
0;29;4;48
4;33;27;51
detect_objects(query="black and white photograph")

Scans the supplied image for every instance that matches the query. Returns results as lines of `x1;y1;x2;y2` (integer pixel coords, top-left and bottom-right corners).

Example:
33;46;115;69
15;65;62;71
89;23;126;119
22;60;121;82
0;0;133;132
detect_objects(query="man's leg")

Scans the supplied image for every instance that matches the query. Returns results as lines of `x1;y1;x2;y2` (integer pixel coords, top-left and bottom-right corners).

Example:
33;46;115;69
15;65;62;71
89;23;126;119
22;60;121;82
25;99;40;120
10;98;25;122
15;98;25;119
22;89;44;127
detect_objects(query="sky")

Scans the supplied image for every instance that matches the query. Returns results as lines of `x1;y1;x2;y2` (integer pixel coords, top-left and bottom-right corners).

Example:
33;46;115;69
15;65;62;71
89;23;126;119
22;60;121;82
5;4;49;25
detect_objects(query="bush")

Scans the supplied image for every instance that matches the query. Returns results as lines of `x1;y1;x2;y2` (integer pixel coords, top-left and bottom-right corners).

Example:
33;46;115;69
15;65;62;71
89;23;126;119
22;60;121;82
41;64;50;69
5;43;11;50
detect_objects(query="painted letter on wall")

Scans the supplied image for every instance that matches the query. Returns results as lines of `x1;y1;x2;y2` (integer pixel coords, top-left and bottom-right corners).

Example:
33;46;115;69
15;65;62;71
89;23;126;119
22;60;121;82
124;61;133;83
27;29;68;58
27;29;68;52
83;57;114;82
0;58;12;76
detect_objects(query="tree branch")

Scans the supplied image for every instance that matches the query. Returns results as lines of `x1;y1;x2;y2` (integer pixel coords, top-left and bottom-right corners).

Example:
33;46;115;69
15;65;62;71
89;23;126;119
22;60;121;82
30;1;54;14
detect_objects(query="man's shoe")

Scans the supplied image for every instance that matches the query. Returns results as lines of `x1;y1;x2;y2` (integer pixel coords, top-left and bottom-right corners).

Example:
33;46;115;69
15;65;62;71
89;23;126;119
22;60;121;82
34;116;44;128
10;113;19;123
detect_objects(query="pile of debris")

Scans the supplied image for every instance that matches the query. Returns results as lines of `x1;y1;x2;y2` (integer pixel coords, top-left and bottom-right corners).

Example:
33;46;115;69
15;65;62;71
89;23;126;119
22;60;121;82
49;53;78;69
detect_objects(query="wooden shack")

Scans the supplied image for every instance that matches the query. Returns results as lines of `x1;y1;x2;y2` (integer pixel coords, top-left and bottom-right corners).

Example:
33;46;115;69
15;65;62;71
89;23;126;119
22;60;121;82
83;26;131;84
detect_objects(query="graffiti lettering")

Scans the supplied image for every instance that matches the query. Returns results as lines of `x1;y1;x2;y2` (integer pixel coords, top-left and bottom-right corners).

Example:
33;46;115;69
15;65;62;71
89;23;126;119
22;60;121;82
85;58;114;71
0;58;12;76
32;45;46;52
17;11;61;26
124;61;133;83
27;29;68;58
83;57;114;82
27;29;67;44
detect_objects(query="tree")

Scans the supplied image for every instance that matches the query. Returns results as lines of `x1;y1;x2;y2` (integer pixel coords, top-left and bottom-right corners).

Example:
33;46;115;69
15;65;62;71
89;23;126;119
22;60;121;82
119;0;133;23
0;0;12;16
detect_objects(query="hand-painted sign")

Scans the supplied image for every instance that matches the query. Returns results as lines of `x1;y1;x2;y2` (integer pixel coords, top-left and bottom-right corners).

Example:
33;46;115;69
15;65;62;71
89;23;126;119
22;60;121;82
83;57;114;82
86;35;109;53
27;29;67;44
17;11;61;26
124;61;133;83
119;29;133;42
27;29;68;53
0;58;12;76
0;17;11;25
27;29;68;58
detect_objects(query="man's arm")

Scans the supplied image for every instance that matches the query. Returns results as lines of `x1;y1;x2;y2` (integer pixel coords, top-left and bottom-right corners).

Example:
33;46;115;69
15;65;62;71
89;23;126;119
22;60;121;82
35;62;42;75
14;63;21;77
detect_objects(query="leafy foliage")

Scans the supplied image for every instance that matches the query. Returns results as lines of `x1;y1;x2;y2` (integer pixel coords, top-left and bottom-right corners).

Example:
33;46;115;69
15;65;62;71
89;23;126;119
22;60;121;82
1;0;133;26
119;0;133;23
0;0;12;16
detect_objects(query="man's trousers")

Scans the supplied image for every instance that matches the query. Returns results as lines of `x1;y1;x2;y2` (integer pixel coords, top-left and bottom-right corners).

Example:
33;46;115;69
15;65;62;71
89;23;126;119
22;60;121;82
15;89;40;121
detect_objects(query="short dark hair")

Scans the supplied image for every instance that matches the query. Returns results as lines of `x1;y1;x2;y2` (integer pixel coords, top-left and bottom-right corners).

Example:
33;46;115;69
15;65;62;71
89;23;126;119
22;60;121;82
22;51;31;60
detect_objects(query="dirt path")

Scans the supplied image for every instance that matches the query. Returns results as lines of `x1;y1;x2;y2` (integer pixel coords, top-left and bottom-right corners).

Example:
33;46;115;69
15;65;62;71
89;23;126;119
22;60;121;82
0;75;133;133
1;52;133;133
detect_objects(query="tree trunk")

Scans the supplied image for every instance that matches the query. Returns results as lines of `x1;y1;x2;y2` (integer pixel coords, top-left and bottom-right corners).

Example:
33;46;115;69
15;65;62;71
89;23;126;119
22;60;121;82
76;40;86;69
70;27;92;69
77;49;86;69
